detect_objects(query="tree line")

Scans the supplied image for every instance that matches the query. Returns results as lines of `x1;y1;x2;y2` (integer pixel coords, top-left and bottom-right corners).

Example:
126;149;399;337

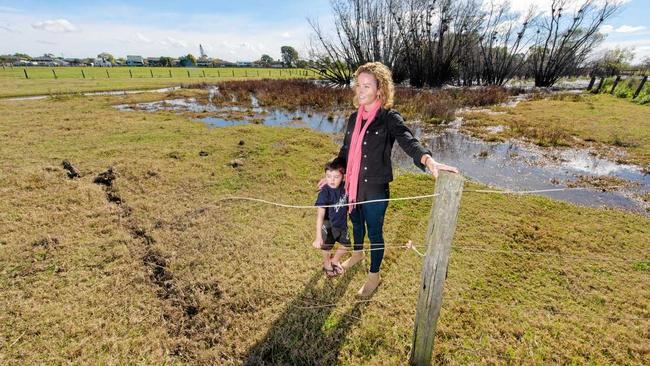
308;0;631;87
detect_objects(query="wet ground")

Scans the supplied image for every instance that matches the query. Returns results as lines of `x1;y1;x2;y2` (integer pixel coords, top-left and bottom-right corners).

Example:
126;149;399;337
4;86;181;101
114;92;649;215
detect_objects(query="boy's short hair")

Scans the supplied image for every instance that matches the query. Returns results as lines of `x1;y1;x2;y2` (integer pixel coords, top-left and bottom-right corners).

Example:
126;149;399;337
324;157;346;174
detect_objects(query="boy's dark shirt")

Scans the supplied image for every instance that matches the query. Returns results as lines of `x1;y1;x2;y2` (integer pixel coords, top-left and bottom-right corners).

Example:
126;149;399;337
315;184;348;229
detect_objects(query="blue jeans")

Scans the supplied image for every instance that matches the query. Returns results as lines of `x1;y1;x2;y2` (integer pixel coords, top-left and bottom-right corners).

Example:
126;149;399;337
350;192;389;273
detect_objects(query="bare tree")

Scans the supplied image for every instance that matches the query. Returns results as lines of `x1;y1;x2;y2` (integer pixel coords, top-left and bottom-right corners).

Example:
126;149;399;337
528;0;621;87
308;0;403;85
476;1;533;85
390;0;483;87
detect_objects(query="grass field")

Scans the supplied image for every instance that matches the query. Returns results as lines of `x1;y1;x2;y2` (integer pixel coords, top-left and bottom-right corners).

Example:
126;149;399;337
0;66;314;98
460;93;650;168
0;87;648;364
596;75;650;105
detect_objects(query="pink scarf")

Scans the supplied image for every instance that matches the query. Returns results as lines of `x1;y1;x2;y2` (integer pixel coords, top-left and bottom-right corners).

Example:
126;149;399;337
345;99;382;212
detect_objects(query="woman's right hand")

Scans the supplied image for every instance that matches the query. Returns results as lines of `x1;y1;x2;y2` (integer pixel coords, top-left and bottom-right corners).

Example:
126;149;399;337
317;178;327;190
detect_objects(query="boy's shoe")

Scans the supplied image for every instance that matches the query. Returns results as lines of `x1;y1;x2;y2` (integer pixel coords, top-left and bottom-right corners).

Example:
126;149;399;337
331;263;345;276
322;266;338;278
341;251;364;270
357;272;381;298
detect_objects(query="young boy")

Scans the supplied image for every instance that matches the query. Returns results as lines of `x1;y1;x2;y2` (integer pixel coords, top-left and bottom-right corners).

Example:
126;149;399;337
313;157;350;277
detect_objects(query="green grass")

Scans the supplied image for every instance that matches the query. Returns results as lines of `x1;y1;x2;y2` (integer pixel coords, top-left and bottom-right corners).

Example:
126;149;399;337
460;93;650;167
0;89;648;364
0;66;315;98
596;76;650;105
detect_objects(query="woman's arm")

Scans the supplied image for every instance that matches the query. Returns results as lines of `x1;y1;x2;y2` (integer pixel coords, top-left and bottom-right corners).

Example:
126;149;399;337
387;110;459;177
386;110;432;171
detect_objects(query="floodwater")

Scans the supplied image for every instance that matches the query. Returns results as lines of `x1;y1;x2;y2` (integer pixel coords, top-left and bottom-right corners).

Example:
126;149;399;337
114;93;649;215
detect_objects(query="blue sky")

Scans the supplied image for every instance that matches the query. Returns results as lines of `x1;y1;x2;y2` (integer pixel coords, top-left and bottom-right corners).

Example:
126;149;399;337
1;0;648;62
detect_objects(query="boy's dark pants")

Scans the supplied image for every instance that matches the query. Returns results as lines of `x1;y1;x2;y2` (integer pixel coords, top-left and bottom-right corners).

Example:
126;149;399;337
349;192;389;273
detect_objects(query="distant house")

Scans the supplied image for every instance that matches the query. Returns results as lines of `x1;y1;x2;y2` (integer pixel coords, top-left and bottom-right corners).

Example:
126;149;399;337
32;54;55;66
197;56;212;67
93;58;112;67
4;55;29;66
64;58;83;66
53;59;70;66
126;55;145;66
213;59;236;67
236;61;253;67
146;57;162;66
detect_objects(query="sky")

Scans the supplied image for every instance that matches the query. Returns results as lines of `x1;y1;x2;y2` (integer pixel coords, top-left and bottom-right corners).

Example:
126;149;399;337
0;0;648;62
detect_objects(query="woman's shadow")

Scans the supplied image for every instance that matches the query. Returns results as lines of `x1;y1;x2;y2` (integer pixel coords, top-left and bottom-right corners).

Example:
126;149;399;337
244;265;367;365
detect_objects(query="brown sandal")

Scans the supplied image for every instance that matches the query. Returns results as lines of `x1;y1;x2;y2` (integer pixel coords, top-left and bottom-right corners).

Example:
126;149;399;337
323;266;338;278
332;263;345;276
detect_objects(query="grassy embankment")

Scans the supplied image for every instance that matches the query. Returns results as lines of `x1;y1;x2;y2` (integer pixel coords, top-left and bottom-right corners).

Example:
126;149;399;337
460;93;650;168
0;87;648;364
0;66;314;98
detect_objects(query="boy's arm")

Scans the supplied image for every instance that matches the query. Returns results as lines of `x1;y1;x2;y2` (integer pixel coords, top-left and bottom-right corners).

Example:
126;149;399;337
312;207;326;249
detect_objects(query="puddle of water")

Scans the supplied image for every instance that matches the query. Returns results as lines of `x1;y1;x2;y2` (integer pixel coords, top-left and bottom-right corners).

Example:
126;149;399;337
201;109;347;132
484;125;506;134
392;128;649;214
114;95;649;215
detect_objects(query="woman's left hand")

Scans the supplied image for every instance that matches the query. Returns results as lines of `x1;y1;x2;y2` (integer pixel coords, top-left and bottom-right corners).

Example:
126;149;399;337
424;156;459;178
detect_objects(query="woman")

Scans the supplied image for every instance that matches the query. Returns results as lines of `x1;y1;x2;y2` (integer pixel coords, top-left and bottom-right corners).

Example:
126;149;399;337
329;62;459;297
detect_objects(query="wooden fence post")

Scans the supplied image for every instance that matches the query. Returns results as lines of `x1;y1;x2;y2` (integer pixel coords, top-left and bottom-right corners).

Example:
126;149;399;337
52;69;57;79
586;76;596;91
410;171;464;366
232;70;235;77
593;77;605;93
81;69;85;79
187;70;190;78
203;70;206;77
150;69;154;78
24;68;29;79
217;70;221;77
106;69;110;78
610;75;621;94
633;75;647;99
169;70;172;78
129;69;133;78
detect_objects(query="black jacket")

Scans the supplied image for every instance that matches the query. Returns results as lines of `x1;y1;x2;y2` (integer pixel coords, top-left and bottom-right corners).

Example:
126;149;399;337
338;108;431;184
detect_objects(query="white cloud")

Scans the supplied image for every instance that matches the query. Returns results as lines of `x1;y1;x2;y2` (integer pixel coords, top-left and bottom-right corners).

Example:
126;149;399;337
600;25;614;34
31;19;77;33
615;25;646;33
0;23;19;33
161;36;187;48
281;32;292;38
136;32;152;43
599;39;650;62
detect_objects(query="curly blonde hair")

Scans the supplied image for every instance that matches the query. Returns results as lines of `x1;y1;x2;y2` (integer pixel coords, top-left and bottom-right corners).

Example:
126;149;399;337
353;62;395;109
